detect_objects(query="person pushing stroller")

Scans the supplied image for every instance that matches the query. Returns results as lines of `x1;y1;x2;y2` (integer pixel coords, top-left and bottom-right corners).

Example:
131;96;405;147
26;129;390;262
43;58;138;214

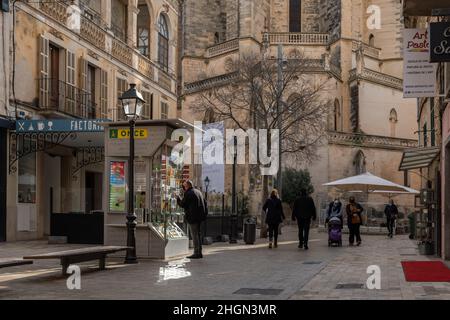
326;199;343;247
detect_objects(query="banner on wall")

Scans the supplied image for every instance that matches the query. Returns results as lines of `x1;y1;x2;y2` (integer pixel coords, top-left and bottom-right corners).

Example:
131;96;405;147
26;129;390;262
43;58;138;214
109;161;126;212
403;28;437;98
201;121;225;194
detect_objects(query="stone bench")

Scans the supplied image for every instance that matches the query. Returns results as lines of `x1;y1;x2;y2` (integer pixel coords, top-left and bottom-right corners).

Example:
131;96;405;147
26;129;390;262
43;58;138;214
23;246;130;275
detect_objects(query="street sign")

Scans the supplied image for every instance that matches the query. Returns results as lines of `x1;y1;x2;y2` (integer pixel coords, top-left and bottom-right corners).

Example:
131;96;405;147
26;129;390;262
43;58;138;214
16;119;111;133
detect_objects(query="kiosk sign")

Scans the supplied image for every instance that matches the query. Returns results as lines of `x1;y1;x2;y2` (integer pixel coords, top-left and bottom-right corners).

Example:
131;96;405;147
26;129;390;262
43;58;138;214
109;128;148;139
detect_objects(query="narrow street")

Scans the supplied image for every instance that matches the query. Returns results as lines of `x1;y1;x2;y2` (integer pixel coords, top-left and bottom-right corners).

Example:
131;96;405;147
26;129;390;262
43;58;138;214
1;226;448;300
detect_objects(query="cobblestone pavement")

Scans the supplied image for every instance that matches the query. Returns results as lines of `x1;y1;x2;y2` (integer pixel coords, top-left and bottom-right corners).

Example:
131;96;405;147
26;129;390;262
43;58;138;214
0;226;449;300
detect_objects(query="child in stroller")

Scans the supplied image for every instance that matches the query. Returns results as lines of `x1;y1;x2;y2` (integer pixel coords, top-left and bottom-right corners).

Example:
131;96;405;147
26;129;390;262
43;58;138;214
326;199;343;247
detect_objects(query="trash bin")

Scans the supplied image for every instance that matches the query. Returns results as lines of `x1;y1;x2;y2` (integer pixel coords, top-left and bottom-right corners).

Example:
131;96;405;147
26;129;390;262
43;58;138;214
244;217;257;245
408;213;416;239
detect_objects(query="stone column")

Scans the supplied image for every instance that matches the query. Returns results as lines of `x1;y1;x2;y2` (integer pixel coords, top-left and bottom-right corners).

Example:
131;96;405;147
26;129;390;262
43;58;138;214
128;0;138;47
102;0;112;28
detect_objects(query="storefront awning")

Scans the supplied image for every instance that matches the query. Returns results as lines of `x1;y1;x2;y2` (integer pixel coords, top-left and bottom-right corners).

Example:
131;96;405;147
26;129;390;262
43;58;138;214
403;0;450;16
399;147;440;171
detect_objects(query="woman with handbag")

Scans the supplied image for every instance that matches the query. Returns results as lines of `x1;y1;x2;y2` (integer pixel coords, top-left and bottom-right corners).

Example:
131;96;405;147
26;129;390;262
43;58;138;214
346;196;364;246
263;189;285;249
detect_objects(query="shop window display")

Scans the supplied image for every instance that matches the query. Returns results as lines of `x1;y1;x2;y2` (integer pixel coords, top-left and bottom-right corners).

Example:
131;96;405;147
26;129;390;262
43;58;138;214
149;144;187;240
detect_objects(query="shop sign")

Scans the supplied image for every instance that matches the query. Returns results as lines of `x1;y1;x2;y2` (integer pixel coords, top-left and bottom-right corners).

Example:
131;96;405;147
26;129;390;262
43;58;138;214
109;161;126;212
403;28;437;98
109;128;148;139
16;119;110;132
430;22;450;62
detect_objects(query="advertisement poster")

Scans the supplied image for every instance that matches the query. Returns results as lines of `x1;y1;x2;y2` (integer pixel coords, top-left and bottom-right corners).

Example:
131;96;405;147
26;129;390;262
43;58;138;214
403;28;437;98
109;161;126;212
202;121;225;194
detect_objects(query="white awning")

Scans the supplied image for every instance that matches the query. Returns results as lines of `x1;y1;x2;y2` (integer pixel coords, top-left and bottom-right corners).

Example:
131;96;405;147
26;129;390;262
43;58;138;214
399;147;440;171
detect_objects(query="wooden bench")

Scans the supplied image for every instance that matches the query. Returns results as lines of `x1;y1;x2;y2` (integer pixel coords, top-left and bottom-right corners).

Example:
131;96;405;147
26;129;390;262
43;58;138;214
0;260;33;269
23;246;130;275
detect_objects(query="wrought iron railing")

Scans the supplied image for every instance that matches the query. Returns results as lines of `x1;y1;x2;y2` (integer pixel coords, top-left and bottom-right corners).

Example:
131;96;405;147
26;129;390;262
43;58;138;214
37;78;96;118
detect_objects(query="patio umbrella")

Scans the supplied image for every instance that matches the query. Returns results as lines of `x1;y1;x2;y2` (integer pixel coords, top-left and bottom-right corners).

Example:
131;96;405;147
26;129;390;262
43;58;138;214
323;172;413;193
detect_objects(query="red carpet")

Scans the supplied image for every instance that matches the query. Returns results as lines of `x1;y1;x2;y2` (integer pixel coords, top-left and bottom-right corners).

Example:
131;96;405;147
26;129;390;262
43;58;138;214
402;261;450;282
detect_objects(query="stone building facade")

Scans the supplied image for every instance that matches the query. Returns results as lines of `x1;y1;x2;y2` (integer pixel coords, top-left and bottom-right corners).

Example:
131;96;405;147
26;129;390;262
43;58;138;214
180;0;421;220
1;0;180;241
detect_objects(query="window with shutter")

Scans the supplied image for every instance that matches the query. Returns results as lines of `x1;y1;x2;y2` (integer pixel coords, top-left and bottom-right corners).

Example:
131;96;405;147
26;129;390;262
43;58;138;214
38;35;49;108
161;101;168;119
100;70;108;119
142;91;152;120
116;78;127;121
66;50;76;116
80;58;88;117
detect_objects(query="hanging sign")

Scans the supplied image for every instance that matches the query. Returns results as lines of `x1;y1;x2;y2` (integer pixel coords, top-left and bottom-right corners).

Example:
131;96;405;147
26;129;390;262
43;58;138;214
430;22;450;63
403;28;437;98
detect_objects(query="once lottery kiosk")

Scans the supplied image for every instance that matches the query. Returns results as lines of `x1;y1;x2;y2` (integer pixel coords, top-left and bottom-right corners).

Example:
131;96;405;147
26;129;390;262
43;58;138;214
103;119;195;259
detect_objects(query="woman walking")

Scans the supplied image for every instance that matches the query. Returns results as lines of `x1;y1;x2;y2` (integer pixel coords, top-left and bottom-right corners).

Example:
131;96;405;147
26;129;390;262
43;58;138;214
263;189;285;249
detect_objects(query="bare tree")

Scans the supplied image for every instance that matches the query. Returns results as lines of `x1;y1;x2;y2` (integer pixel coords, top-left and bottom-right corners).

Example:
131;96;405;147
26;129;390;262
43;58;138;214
192;52;331;234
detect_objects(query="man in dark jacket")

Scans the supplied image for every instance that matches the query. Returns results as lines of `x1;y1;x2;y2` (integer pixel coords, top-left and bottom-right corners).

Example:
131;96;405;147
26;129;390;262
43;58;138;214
292;189;317;250
346;196;363;246
384;199;399;238
177;180;207;259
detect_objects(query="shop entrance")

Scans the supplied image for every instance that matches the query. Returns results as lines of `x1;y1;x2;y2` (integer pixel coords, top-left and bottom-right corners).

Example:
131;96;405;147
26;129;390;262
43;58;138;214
445;143;450;259
85;171;103;213
0;128;7;242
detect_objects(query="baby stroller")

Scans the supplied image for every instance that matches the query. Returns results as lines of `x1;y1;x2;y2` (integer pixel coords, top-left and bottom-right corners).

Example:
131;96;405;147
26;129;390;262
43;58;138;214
328;216;343;247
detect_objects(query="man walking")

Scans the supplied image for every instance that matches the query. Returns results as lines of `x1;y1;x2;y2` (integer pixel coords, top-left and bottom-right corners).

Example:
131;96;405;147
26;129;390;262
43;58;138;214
384;199;399;238
292;189;317;250
177;180;207;259
346;196;363;246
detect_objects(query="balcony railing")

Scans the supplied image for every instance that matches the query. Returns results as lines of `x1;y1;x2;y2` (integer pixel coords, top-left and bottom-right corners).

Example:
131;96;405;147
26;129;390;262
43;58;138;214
206;39;239;58
352;41;381;60
264;32;329;45
328;131;418;150
38;78;96;118
34;1;175;93
184;72;240;94
349;68;403;91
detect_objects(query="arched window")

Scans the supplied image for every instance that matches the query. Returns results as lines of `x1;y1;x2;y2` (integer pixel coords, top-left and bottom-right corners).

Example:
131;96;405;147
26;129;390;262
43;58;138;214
354;150;366;175
214;32;220;44
334;99;341;131
369;34;375;47
289;0;302;32
204;108;216;124
137;3;150;57
389;108;398;137
158;14;169;71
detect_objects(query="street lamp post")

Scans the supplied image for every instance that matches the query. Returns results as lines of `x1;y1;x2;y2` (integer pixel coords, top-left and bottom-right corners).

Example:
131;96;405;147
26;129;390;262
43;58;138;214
119;83;145;264
230;136;238;244
203;176;210;242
